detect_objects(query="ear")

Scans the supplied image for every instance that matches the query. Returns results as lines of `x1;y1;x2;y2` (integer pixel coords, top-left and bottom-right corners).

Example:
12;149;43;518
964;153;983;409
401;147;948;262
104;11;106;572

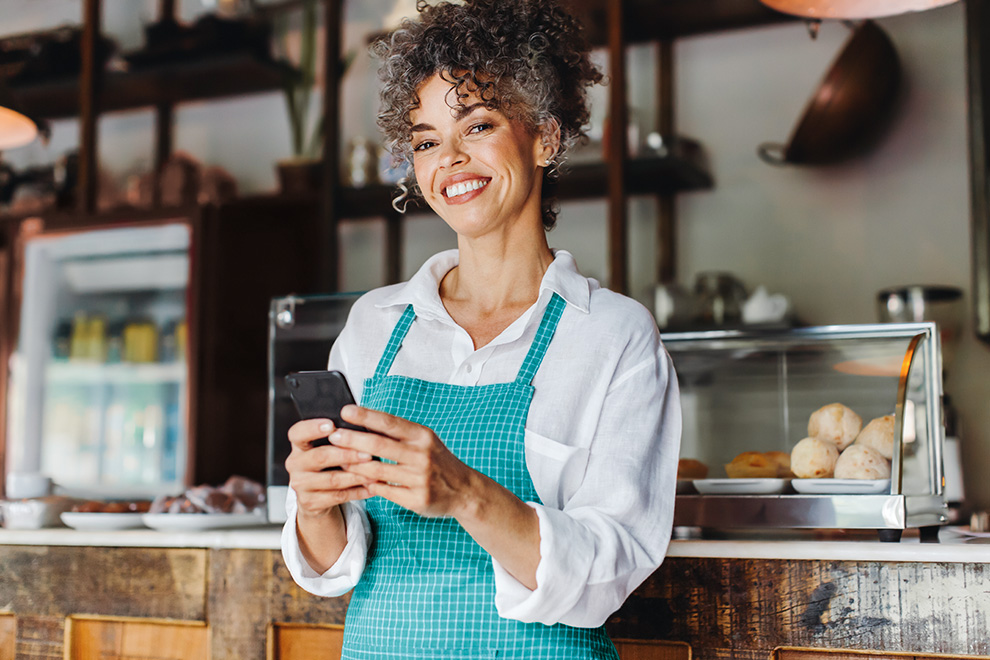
536;118;561;167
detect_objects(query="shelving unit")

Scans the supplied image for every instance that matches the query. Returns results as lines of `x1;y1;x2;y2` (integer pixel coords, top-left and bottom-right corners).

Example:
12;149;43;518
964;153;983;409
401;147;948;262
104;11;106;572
9;52;296;120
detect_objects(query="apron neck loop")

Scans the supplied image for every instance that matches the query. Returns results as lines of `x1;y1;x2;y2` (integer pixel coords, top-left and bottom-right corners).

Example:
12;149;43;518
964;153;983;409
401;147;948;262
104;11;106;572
514;292;566;385
373;304;416;379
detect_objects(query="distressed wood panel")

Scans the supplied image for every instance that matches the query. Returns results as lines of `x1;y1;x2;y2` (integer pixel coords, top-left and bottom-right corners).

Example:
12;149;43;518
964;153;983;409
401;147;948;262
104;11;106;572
208;548;272;660
0;546;206;620
66;616;207;660
12;615;62;660
607;558;990;659
270;623;344;660
774;647;990;660
614;638;692;660
269;552;350;624
0;614;15;659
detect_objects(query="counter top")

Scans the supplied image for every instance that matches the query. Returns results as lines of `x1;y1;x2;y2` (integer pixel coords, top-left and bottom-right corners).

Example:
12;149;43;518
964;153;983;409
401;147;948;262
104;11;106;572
0;524;987;562
0;524;283;549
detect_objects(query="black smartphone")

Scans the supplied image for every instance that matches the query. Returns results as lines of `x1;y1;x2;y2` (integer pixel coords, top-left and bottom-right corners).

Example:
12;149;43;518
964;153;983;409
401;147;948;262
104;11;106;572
285;370;368;447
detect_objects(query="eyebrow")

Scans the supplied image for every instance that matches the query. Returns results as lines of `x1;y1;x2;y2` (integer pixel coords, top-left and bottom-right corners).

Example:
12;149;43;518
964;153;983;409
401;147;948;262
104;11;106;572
410;103;486;133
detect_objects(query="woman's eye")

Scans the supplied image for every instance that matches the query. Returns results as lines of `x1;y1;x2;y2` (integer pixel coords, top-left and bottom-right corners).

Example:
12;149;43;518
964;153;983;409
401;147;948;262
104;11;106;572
468;122;493;135
413;140;436;152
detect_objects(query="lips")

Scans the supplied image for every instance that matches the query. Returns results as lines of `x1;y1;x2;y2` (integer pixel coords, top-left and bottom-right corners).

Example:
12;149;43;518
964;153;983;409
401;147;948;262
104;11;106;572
440;173;491;203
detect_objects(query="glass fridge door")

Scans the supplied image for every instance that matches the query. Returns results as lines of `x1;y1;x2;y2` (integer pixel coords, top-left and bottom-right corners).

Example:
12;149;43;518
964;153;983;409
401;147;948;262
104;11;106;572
5;222;190;499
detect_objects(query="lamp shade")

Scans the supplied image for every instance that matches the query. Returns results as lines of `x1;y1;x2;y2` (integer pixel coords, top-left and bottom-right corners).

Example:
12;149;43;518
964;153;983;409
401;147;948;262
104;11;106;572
0;83;38;150
760;0;957;19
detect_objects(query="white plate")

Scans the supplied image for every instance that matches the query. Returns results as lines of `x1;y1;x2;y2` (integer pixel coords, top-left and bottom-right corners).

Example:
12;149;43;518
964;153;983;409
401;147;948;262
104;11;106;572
693;478;790;495
949;526;990;539
60;512;148;531
791;478;891;495
141;512;269;532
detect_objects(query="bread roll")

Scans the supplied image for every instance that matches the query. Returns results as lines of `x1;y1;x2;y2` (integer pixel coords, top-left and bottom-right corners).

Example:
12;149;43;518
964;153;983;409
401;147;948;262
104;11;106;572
790;437;840;478
764;450;795;478
808;403;862;450
855;414;895;460
725;451;777;478
677;458;709;480
834;444;891;480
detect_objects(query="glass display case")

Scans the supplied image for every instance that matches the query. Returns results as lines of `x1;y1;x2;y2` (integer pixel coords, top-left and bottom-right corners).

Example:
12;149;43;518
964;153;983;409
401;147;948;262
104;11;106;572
266;292;361;522
5;222;190;499
664;322;947;541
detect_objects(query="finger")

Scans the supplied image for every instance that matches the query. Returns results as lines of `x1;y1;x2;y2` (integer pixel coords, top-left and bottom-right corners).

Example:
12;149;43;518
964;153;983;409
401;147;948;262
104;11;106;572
290;467;375;495
340;405;425;443
295;485;372;511
287;419;335;448
345;457;420;487
328;428;415;466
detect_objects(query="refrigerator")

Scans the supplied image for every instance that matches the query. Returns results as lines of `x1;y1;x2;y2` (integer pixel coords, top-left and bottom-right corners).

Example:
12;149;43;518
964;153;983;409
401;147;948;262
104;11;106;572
2;195;330;502
5;220;191;499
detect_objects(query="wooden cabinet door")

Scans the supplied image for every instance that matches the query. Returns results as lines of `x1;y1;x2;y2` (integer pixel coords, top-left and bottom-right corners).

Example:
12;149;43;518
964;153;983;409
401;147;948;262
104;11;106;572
613;639;692;660
270;623;345;660
66;616;207;660
774;648;990;660
0;613;14;659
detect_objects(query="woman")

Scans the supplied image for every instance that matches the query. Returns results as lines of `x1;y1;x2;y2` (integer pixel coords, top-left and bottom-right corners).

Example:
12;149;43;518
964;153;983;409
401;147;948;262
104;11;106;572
281;1;681;657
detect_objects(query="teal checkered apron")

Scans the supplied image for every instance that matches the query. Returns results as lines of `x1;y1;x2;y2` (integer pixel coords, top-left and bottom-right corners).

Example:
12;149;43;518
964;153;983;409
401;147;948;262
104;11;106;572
340;293;620;659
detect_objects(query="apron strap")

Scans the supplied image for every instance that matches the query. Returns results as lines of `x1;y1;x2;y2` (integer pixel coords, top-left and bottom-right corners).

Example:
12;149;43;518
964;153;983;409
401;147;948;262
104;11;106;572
515;292;567;385
373;304;416;379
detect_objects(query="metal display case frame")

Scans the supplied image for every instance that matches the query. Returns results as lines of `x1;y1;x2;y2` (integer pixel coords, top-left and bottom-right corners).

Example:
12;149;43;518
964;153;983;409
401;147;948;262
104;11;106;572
665;322;947;542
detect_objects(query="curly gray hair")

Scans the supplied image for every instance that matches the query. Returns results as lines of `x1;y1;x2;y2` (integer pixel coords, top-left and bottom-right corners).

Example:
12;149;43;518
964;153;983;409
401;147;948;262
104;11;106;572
372;0;603;230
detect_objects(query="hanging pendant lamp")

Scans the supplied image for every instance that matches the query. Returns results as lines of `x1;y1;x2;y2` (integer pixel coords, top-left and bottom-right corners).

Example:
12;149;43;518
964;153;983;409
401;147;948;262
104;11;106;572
760;0;957;20
0;82;38;150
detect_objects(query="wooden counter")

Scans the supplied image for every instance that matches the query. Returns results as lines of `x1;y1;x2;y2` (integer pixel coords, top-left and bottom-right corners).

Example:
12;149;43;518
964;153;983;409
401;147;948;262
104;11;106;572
0;527;987;659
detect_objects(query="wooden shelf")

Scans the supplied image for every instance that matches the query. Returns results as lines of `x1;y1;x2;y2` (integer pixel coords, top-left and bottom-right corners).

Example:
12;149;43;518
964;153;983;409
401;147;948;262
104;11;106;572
9;52;297;120
572;0;795;45
331;145;712;220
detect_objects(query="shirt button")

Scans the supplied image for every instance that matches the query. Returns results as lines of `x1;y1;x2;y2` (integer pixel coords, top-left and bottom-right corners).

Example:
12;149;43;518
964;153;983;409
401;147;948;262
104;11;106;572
465;364;473;373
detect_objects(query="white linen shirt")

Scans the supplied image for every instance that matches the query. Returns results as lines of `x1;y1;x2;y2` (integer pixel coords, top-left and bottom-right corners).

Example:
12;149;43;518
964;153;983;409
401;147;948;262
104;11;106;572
281;249;681;628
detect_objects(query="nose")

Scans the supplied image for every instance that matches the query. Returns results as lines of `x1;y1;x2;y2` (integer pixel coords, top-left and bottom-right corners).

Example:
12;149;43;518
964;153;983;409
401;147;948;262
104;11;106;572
438;138;466;169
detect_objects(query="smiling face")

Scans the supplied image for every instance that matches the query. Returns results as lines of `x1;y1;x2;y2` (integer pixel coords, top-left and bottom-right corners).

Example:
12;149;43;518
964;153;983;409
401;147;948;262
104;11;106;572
409;73;553;241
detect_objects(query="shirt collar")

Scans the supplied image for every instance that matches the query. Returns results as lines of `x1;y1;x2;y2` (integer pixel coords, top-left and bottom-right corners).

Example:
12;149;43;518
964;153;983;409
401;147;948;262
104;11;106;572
374;248;591;318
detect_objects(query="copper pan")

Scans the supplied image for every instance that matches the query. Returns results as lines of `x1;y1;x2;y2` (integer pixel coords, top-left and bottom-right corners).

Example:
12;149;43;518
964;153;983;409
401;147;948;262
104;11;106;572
759;20;901;166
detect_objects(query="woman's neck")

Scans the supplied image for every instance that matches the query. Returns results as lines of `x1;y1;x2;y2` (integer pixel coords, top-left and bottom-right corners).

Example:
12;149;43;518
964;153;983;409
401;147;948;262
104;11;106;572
441;231;554;313
439;229;554;349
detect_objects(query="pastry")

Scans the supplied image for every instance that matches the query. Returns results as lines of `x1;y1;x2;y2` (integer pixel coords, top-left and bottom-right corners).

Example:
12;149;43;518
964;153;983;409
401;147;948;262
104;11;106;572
855;414;896;460
834;444;891;480
725;451;778;478
764;450;795;478
808;403;862;450
790;437;840;478
677;458;709;480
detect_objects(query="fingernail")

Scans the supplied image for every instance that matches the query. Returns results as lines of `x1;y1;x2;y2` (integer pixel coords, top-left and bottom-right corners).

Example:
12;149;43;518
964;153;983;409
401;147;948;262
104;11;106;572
357;452;372;460
319;423;332;433
329;431;343;443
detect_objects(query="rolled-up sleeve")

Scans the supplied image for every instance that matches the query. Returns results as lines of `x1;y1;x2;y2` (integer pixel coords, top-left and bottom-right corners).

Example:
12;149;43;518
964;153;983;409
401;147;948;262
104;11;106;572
279;313;373;597
492;336;682;627
280;490;372;597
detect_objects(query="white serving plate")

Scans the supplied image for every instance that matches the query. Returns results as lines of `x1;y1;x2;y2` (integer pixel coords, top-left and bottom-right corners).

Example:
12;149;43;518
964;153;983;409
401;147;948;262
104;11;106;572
60;512;147;531
141;511;268;532
791;478;891;495
693;478;790;495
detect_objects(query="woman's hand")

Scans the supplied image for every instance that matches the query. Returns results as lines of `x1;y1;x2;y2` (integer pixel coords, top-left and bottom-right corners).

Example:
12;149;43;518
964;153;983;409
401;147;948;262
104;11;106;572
285;418;376;573
331;406;475;518
286;418;377;517
334;405;542;589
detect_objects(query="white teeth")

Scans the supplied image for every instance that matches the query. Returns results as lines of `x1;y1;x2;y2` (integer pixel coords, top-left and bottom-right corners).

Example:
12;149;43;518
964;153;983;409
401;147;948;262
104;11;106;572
445;179;488;198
